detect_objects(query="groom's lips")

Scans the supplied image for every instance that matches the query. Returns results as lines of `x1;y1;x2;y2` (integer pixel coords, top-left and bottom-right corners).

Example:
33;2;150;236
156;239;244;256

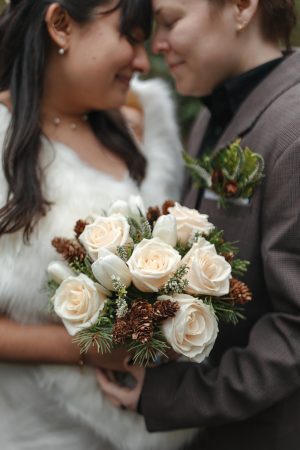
168;61;185;72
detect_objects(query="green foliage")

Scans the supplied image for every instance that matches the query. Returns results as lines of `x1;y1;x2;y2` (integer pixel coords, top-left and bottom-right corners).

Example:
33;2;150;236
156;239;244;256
111;276;129;318
127;330;170;366
204;297;245;325
127;216;152;244
231;259;250;277
46;279;60;299
73;321;114;354
69;255;96;281
116;244;133;262
205;228;238;255
159;264;189;295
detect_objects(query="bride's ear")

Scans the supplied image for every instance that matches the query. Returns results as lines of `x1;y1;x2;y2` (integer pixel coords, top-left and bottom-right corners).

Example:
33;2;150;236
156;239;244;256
233;0;259;32
45;3;72;52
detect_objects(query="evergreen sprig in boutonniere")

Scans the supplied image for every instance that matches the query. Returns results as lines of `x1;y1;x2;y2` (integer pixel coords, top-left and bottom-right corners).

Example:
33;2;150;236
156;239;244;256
184;139;264;208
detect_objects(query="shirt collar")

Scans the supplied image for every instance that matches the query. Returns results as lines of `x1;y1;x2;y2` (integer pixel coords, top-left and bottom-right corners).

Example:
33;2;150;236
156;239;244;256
201;57;284;125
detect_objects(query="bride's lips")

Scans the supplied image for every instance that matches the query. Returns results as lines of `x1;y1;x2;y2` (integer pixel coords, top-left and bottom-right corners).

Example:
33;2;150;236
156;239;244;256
116;73;132;87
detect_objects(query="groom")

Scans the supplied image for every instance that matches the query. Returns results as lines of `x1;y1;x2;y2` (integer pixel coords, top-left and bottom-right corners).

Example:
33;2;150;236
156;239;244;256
97;1;300;449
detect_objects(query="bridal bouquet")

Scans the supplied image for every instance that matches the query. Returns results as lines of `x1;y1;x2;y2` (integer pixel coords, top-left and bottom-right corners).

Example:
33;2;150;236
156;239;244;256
47;197;251;366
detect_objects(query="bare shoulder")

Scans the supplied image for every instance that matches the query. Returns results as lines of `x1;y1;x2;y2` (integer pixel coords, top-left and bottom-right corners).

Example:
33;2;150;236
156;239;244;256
0;91;12;111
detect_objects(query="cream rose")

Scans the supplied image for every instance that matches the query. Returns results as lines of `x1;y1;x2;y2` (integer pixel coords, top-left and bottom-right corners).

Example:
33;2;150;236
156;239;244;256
52;274;108;336
168;202;214;244
79;214;132;260
161;294;218;362
127;237;181;292
182;241;231;296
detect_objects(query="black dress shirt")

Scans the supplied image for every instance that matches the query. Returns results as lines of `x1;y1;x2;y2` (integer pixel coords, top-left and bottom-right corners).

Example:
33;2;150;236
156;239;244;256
199;57;284;154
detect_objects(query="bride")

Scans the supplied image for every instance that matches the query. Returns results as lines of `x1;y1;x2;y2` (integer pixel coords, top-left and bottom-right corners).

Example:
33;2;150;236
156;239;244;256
0;0;195;449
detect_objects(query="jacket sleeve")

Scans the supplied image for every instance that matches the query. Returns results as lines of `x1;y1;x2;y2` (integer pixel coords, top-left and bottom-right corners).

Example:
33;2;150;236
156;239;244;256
140;137;300;431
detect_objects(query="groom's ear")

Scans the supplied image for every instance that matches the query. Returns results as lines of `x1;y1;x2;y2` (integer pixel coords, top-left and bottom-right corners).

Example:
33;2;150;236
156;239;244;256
233;0;259;31
45;3;72;51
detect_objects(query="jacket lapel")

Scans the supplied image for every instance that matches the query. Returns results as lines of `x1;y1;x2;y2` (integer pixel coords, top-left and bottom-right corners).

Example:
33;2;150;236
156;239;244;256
214;51;300;152
181;108;210;204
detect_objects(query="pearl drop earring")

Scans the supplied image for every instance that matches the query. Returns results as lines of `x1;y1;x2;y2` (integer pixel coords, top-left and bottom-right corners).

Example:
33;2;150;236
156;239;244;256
58;48;65;56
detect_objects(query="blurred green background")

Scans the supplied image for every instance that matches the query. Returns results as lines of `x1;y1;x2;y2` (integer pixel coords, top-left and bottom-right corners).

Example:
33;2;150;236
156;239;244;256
1;0;300;137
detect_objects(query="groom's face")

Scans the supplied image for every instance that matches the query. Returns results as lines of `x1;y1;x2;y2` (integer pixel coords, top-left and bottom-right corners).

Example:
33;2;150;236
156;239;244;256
152;0;241;96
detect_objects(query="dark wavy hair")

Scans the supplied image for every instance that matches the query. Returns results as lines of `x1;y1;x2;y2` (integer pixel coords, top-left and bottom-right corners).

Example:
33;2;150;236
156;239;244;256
0;0;152;241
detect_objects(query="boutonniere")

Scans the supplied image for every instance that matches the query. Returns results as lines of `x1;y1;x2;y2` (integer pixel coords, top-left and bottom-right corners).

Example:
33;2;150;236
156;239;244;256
183;139;264;208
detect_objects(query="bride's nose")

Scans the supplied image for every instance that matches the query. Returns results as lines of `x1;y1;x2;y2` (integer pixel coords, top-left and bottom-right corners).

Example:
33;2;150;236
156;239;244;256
132;45;150;75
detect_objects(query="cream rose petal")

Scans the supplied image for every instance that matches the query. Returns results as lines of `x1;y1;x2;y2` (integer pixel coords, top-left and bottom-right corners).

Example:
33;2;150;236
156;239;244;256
152;214;177;247
108;195;146;219
92;248;131;291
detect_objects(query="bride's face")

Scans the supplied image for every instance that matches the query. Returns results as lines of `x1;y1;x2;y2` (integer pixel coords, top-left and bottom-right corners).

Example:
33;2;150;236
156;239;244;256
152;0;243;96
49;5;150;111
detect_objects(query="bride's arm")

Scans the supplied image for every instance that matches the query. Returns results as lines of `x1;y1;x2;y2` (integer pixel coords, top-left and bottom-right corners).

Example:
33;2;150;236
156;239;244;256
0;315;127;370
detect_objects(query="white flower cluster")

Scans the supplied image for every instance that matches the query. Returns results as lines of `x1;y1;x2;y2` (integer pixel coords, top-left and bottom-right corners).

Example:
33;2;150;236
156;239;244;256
48;196;232;362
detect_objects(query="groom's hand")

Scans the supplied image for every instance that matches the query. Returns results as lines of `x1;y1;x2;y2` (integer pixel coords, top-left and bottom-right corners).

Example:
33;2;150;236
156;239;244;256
96;359;145;411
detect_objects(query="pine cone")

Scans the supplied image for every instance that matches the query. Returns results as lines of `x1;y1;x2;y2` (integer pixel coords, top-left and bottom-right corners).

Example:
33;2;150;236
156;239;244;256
222;252;234;263
51;237;86;263
131;317;154;344
129;300;154;344
146;206;161;225
230;278;252;305
113;316;132;344
130;299;154;319
153;300;180;322
162;200;175;215
74;219;89;239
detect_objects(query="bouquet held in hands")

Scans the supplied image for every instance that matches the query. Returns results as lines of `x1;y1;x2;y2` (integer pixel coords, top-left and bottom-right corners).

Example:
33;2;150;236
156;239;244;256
47;196;252;366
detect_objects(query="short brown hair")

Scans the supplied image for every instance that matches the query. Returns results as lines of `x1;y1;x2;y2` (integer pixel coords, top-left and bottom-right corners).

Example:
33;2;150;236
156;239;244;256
259;0;297;49
211;0;297;49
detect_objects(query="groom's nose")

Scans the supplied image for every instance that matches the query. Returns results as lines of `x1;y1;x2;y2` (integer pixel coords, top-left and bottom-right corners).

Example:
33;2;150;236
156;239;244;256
152;29;170;55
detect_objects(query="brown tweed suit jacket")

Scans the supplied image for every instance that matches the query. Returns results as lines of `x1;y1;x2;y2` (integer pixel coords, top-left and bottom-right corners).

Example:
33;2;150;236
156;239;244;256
140;51;300;450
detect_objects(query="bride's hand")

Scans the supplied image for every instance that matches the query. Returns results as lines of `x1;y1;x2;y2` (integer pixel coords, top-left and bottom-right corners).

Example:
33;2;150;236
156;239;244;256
83;346;129;371
96;359;145;411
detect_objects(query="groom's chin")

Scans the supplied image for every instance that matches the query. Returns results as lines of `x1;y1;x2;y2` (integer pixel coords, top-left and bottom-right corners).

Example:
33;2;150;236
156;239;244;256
174;78;207;98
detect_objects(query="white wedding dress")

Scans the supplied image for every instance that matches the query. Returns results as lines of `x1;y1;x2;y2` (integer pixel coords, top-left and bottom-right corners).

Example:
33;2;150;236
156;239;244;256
0;80;196;450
